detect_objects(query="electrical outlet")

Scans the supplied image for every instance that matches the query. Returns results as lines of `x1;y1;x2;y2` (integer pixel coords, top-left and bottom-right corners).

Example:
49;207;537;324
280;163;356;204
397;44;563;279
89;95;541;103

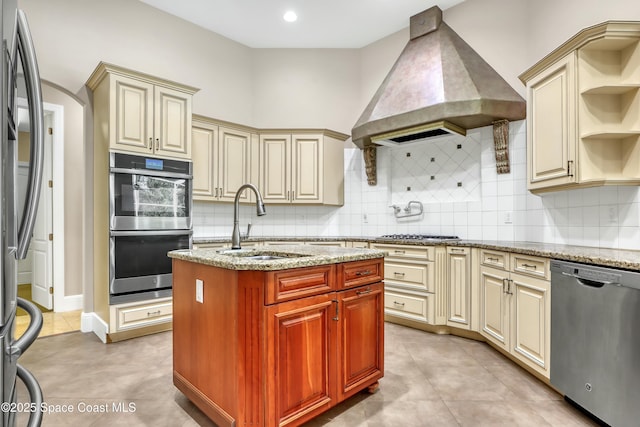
196;279;204;303
503;211;513;224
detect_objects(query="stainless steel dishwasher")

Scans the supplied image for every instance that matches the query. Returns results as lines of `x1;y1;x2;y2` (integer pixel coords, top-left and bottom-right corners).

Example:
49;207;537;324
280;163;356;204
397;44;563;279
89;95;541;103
551;260;640;427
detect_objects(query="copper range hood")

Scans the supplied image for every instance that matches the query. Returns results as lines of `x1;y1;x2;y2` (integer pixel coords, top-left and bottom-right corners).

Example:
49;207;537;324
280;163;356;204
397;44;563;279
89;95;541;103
352;6;525;184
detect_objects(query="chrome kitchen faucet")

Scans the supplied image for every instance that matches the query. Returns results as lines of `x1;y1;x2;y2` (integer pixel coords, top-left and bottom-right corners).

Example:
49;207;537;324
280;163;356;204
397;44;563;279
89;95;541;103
231;183;266;249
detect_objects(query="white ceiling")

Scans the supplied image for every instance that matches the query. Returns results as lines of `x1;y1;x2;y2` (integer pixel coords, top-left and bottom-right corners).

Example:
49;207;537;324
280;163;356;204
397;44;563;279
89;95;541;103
139;0;465;48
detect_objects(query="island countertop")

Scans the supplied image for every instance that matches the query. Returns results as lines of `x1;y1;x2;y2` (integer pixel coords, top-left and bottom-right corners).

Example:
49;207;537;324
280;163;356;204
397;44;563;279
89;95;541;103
168;244;386;271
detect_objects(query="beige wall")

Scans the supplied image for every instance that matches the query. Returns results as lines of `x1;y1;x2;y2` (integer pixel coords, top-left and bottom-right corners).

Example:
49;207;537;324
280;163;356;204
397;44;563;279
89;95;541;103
19;0;254;125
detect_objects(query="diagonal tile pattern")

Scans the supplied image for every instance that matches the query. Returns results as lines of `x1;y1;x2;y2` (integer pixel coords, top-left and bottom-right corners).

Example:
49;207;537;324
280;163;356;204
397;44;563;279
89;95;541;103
14;322;599;426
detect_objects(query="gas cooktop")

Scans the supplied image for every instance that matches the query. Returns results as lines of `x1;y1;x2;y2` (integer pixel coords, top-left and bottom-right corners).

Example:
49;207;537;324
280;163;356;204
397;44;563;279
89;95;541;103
379;234;460;241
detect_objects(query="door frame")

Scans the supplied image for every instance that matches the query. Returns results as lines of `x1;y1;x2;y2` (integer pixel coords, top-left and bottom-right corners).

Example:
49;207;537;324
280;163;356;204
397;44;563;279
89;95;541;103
17;99;68;311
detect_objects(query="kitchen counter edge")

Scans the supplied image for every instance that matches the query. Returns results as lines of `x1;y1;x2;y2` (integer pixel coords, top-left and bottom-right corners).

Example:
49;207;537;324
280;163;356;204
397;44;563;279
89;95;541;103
192;236;640;272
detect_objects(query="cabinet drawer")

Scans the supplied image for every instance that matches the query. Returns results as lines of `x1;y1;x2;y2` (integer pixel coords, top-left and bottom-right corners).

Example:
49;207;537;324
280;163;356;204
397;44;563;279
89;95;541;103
384;289;434;324
480;249;509;270
511;253;550;280
340;259;384;289
371;244;434;261
114;299;172;332
265;265;336;304
384;261;434;292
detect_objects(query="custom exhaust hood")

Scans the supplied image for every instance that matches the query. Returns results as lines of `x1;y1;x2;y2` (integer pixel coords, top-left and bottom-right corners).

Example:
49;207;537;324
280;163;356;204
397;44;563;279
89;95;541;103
352;6;525;184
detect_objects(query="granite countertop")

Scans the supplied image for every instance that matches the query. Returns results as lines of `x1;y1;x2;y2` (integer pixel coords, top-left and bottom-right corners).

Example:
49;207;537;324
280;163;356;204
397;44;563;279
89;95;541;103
168;244;386;271
192;236;640;271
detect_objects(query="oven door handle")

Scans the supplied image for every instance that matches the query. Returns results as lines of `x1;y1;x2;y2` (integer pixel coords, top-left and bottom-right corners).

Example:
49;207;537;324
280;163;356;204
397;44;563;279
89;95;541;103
110;230;193;237
110;166;192;180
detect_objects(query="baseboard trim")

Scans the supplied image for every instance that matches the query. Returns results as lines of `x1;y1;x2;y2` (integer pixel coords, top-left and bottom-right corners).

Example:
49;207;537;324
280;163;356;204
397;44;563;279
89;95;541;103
82;312;108;343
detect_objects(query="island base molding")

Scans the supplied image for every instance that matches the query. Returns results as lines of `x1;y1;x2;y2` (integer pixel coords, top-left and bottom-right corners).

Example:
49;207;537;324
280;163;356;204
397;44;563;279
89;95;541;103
174;372;236;427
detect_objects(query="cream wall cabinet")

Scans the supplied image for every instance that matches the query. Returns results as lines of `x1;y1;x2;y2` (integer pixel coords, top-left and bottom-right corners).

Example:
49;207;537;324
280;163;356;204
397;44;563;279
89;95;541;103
259;131;346;206
479;249;551;378
520;22;640;192
191;116;259;203
87;62;197;160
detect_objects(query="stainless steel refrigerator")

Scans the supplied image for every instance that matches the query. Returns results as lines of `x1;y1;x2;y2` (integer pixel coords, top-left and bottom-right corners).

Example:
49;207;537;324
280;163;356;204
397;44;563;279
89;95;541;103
1;1;45;426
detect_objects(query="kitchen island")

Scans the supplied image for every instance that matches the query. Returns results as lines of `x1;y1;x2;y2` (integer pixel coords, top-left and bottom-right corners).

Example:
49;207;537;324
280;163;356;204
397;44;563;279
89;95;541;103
168;245;386;427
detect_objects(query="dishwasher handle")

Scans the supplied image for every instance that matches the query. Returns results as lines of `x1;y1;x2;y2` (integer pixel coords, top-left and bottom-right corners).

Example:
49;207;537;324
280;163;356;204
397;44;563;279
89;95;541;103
561;271;617;287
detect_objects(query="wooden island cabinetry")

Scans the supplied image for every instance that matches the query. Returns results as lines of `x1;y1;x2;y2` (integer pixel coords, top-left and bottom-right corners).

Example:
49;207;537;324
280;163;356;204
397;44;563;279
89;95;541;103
170;246;384;427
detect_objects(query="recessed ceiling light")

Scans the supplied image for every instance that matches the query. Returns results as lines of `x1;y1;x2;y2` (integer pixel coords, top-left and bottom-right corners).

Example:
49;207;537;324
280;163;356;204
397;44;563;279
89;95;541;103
283;11;297;22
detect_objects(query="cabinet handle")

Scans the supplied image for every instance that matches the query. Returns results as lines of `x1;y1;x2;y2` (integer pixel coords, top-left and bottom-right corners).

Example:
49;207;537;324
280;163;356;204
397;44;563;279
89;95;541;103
155;138;159;150
286;190;290;201
393;301;405;307
219;187;223;198
393;271;405;277
502;278;508;294
487;257;499;262
394;250;406;254
148;137;153;150
521;263;537;269
508;279;514;295
147;310;162;317
356;287;372;296
450;248;465;253
355;270;372;276
568;160;574;177
292;190;295;201
332;299;339;321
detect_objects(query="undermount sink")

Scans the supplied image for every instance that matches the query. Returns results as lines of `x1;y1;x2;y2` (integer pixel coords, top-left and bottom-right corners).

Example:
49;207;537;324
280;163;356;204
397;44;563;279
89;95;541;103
245;255;286;260
216;249;309;261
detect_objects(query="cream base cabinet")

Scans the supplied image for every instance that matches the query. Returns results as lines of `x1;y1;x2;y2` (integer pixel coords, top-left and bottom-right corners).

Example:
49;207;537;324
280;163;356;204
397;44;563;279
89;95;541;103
446;247;472;330
259;131;347;206
479;250;551;378
371;244;437;325
191;116;259;202
87;62;197;160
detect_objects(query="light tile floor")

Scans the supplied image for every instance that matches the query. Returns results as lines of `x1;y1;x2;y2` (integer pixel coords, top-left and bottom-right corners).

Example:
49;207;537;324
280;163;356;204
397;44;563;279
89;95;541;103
15;309;82;337
14;322;601;426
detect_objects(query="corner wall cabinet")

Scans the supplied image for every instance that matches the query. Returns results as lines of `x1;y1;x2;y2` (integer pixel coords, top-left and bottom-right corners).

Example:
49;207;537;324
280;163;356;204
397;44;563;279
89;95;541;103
479;249;551;378
191;116;259;202
87;62;198;160
259;131;346;205
520;21;640;192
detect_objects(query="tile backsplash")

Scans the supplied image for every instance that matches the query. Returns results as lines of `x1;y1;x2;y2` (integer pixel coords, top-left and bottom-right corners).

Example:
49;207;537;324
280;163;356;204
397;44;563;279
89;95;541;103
193;119;640;251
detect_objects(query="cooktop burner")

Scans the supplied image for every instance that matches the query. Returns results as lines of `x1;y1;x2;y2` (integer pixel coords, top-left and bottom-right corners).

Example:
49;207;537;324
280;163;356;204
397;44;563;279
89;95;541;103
380;234;459;240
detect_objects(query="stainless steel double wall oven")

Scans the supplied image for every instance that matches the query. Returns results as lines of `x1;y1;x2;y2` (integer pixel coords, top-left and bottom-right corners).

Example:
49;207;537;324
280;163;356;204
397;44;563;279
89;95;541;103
109;153;192;304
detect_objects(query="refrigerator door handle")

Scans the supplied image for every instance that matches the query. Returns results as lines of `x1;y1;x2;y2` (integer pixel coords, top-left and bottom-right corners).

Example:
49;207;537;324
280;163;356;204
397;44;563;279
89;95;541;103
16;9;45;260
16;364;44;427
12;298;43;358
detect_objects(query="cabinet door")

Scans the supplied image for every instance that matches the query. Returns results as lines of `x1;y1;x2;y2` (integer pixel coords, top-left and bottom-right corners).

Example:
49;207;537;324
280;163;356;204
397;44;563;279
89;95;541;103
191;121;217;200
260;134;291;203
292;134;322;203
113;75;154;154
510;273;551;378
479;266;509;351
218;127;253;202
336;282;384;401
447;247;471;330
154;86;191;159
527;52;577;190
265;293;337;427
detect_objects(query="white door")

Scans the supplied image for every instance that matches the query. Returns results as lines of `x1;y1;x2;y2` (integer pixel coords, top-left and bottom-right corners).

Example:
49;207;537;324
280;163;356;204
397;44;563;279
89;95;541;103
30;112;54;309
